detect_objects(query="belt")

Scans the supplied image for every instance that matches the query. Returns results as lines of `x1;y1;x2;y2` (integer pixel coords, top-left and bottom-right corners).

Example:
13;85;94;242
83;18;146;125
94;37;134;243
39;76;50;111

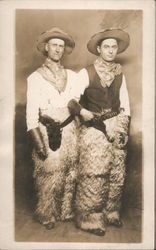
93;110;119;122
39;114;74;129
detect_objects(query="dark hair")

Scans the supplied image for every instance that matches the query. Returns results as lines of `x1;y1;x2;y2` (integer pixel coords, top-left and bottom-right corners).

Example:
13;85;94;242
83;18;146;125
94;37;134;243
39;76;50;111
97;37;119;48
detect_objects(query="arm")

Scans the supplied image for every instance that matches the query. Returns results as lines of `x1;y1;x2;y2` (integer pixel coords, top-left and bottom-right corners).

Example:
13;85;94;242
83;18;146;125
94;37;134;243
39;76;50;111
114;75;131;149
26;73;48;159
26;74;40;131
119;74;130;117
28;127;48;160
68;69;94;121
68;99;94;121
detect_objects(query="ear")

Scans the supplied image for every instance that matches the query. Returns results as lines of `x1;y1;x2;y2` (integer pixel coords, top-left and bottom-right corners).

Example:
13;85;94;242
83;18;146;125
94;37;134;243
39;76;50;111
97;45;101;54
45;43;48;52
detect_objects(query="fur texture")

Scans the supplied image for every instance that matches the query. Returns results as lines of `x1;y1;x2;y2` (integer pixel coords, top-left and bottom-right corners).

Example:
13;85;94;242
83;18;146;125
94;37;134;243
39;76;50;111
74;113;129;232
32;108;79;226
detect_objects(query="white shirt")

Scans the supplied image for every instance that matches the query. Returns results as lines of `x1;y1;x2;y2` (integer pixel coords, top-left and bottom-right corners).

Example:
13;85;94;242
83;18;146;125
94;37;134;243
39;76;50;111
77;68;130;116
26;69;82;131
26;67;130;131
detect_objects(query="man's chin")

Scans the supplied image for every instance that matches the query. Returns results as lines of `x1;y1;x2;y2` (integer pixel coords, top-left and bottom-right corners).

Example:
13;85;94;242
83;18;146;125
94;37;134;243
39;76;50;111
49;57;61;63
53;59;60;62
105;58;115;62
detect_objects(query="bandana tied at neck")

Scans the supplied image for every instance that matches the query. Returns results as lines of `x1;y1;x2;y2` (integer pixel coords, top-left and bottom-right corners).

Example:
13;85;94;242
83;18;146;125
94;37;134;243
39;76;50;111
37;58;67;93
94;57;122;88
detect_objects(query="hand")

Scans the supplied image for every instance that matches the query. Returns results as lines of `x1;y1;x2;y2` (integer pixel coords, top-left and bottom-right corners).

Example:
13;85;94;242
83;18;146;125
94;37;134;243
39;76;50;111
68;99;82;116
113;132;128;149
37;146;48;160
80;108;94;121
28;127;48;160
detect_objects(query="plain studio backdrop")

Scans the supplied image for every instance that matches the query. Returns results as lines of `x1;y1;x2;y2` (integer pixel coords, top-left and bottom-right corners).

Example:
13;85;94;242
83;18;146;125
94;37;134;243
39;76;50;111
15;9;142;242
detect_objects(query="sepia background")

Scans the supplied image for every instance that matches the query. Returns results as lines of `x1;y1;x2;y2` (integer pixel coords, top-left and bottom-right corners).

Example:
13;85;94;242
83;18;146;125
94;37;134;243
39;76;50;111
15;9;142;242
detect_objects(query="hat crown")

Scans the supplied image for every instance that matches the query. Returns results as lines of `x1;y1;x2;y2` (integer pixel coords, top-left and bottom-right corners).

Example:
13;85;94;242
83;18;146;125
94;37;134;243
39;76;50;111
92;28;129;39
42;27;69;37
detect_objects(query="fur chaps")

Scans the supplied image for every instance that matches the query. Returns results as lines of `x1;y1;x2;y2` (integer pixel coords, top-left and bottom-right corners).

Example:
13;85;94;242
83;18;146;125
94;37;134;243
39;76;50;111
32;109;79;226
74;113;129;232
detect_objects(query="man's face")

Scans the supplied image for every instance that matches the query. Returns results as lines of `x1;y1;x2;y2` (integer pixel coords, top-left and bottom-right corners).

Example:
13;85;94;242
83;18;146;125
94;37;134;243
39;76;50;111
97;38;118;62
45;38;65;62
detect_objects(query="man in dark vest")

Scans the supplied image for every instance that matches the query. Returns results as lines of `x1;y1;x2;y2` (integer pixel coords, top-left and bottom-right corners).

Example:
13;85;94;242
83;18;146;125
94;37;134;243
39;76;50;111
68;28;131;236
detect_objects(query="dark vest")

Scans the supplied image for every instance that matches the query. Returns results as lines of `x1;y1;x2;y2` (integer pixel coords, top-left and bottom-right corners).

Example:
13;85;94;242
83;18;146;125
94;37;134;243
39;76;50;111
80;64;122;113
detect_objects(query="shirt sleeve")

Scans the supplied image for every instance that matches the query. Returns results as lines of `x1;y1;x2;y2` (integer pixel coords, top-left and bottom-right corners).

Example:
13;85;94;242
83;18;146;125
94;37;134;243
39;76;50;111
71;68;89;101
119;74;130;116
26;73;40;131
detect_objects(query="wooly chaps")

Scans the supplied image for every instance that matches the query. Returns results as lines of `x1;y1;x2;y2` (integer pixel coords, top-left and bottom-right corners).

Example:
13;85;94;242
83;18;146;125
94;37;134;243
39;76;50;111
74;113;130;234
32;120;79;228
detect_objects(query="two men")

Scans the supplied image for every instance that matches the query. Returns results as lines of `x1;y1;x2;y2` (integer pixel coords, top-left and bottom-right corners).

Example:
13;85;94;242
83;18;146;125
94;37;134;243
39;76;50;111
26;27;131;236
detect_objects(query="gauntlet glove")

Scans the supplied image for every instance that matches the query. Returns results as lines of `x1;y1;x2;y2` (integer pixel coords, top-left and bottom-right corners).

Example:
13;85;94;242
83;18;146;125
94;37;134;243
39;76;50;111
113;132;129;149
28;127;48;160
68;99;94;121
113;114;130;149
68;99;82;116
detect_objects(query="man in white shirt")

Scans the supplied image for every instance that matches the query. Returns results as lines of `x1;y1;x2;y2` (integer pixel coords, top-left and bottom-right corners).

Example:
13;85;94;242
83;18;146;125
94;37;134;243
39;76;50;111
26;27;81;229
68;28;131;236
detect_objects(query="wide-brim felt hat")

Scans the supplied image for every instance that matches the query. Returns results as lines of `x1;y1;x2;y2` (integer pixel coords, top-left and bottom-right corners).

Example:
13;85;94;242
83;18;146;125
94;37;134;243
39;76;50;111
87;28;130;55
36;27;75;55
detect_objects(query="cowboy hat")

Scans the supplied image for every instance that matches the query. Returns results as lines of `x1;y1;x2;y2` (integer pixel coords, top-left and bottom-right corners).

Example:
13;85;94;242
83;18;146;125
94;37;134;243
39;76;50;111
36;27;75;55
87;28;130;55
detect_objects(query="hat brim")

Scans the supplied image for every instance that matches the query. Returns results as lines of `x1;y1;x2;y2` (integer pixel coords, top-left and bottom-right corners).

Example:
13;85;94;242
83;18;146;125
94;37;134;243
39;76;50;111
37;30;75;56
87;29;130;55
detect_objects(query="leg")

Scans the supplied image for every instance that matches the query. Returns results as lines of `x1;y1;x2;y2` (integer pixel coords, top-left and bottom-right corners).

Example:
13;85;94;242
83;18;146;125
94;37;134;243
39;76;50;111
61;165;78;221
32;148;65;229
105;149;126;227
74;126;113;236
60;121;79;221
34;169;65;229
75;175;109;236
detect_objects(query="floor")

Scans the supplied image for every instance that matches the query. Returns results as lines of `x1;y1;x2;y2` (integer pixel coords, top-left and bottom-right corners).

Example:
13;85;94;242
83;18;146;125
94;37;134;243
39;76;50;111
15;103;142;243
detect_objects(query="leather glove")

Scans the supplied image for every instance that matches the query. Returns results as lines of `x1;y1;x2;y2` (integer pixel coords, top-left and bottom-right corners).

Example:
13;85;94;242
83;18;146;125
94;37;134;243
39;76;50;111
68;99;94;121
113;113;130;149
113;132;129;149
67;99;82;116
28;127;48;160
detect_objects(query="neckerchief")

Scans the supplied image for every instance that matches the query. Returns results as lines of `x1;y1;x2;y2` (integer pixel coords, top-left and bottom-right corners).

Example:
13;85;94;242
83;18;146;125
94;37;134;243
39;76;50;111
37;58;67;93
94;57;122;88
